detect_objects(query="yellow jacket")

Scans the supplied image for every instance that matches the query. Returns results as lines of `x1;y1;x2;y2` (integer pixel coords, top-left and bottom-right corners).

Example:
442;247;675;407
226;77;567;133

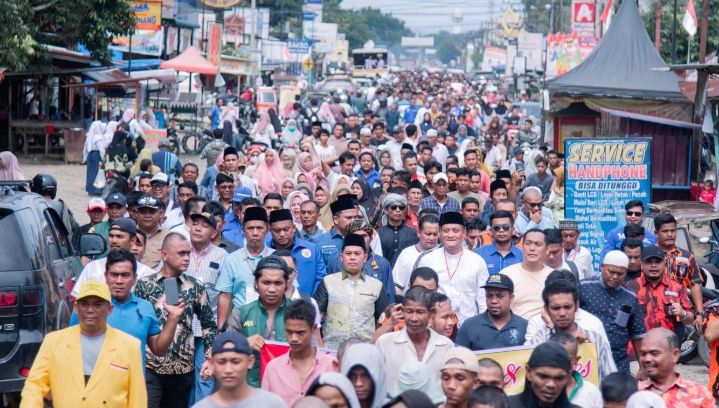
20;325;147;408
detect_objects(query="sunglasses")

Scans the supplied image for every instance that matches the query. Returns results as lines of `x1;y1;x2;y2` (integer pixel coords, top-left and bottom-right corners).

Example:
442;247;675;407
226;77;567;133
137;196;160;207
525;201;542;208
492;224;511;232
389;205;406;211
626;211;643;217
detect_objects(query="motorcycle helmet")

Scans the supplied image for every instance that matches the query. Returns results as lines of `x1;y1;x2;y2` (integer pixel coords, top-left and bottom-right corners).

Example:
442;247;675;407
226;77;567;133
32;173;58;199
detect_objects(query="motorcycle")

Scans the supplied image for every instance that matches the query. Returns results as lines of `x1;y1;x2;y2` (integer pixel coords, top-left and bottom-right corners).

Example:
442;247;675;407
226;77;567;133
166;127;181;155
101;169;130;198
181;127;213;155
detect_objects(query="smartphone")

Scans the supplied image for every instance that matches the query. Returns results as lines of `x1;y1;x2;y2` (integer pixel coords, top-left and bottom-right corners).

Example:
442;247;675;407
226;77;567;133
164;277;180;305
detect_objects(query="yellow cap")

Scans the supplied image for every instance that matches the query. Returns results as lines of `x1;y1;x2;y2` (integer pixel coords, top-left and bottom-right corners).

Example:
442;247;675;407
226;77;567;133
76;280;111;302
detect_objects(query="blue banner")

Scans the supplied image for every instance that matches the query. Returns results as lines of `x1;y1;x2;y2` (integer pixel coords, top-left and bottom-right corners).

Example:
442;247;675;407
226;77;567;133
288;39;310;54
564;138;652;271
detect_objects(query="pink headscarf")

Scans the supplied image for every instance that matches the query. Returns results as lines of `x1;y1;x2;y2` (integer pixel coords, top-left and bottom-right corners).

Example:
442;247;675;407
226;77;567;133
256;111;271;134
295;152;317;191
213;151;225;173
0;151;25;181
121;108;135;123
255;149;287;195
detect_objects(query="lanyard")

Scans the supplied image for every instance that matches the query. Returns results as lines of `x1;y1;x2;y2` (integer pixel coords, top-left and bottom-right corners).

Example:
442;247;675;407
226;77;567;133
444;249;463;281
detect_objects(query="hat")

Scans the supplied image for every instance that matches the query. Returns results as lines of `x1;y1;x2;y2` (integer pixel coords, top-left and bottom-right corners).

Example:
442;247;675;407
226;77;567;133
211;331;251;356
136;195;161;209
151;172;169;185
158;138;170;148
342;233;367;252
105;193;127;207
558;219;579;231
401;143;415;151
432;172;449;184
359;127;371;135
76;280;111;302
495;169;512;180
232;186;253;202
223;146;239;157
384;390;436;408
641;246;665;261
190;212;217;229
243;206;268;223
392;125;403;134
490;180;507;194
87;197;107;212
330;194;357;215
481;274;514;292
439;211;464;226
513;146;524;156
311;120;323;127
269;208;293;224
110;218;137;236
528;341;572;371
441;347;480;373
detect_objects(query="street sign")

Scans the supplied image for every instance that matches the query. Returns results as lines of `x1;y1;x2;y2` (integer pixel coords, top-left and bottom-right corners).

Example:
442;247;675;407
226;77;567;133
314;42;332;53
302;58;315;71
572;0;596;35
288;40;310;54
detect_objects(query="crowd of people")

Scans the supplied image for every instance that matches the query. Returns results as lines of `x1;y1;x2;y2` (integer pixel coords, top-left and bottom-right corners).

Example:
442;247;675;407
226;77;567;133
10;70;719;408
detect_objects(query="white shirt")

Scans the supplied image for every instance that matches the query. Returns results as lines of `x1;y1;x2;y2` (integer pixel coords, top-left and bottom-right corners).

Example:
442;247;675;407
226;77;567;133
170;222;191;241
485;145;506;170
571;378;603;408
314;143;336;163
564;246;595;280
72;258;155;297
163;207;184;230
375;328;454;392
392;244;422;294
416;247;489;324
385;138;415;169
524;308;610;345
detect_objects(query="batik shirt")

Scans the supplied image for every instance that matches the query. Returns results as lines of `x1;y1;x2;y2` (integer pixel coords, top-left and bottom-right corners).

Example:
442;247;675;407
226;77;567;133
134;272;217;374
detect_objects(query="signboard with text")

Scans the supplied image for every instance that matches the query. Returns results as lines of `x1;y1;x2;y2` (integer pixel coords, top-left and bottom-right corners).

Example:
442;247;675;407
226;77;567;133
564;138;652;271
287;39;310;54
130;1;162;30
572;0;596;35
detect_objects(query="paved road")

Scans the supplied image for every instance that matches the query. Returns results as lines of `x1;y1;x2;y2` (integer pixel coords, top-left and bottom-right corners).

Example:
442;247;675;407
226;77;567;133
18;157;711;385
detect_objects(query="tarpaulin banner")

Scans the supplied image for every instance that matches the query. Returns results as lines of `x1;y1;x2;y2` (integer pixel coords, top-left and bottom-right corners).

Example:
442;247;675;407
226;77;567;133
564;138;652;271
475;343;599;395
259;341;337;383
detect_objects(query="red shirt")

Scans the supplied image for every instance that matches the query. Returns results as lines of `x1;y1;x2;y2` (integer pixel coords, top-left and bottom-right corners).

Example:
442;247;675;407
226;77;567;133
626;273;691;332
638;374;715;408
708;314;719;399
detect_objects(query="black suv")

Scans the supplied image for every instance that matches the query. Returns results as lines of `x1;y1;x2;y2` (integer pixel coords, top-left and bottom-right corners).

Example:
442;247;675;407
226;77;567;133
0;182;104;405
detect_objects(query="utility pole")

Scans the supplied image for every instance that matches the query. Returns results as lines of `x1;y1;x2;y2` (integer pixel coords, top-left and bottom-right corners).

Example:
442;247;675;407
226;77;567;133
654;0;662;51
671;0;678;63
699;0;709;62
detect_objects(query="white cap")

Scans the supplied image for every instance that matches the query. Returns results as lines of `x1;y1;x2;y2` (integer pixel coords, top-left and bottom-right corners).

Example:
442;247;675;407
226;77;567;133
151;172;169;184
603;250;629;268
433;172;448;184
87;197;106;211
359;127;371;136
426;129;438;137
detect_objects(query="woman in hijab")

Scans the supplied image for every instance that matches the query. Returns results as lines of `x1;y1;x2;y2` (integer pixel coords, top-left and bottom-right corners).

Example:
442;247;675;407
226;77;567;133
296;182;313;200
83;120;107;196
280;178;295;201
455;124;469;142
319;182;350;230
0;151;25;181
254;149;287;195
318;101;336;130
419;112;434;135
284;190;309;225
307;373;361;408
351;178;376;218
281;119;303;148
121;108;145;150
295;151;318;192
280;149;297;178
249;111;276;147
548;167;565;223
102;121;118;152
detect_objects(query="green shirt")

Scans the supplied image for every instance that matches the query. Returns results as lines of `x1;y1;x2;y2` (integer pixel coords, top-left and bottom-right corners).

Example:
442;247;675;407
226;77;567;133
88;220;111;258
226;297;291;387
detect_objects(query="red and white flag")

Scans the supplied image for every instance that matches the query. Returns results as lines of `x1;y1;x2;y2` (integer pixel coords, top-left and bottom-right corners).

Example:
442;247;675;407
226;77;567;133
600;0;614;34
682;0;698;36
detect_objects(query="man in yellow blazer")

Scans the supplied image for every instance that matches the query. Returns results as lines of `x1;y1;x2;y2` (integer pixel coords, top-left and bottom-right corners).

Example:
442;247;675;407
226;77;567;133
20;280;147;408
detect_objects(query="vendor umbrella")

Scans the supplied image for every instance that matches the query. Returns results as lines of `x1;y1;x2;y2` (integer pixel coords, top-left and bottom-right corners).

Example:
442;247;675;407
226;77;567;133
160;46;219;75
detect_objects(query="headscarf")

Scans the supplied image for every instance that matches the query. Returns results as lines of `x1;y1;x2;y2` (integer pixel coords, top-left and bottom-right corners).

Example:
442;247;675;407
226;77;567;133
295;151;317;191
83;120;107;161
280;149;297;177
307;373;360;408
296;182;313;200
284;190;309;224
0;151;24;181
340;343;388;408
106;131;129;160
353;178;376;216
281;119;303;147
254;149;287;195
102;121;119;150
319;183;351;230
121;108;135;124
256;111;271;134
455;124;468;138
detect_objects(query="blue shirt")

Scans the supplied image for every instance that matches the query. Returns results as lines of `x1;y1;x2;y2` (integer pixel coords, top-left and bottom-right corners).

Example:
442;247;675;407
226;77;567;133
355;169;381;191
215;246;275;309
210;106;221;129
475;243;523;276
314;228;345;268
579;278;646;373
420;195;461;215
222;211;244;247
151;151;183;180
455;311;528;351
513;207;555;234
600;225;657;262
70;293;161;364
268;237;327;295
327;252;396;303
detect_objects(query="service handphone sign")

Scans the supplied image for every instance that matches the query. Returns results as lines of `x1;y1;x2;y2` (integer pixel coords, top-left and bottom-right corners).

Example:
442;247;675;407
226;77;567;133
564;138;652;271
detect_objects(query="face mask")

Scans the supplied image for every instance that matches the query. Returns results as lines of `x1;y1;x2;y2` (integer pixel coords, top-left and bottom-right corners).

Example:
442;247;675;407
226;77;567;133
288;126;296;132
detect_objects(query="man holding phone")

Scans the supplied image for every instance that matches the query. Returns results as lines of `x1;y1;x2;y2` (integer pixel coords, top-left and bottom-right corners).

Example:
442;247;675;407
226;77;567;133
579;250;646;373
134;233;217;408
513;187;554;234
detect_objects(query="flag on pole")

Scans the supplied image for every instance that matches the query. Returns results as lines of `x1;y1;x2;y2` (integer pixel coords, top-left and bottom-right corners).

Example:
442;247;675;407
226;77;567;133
682;0;698;36
600;0;614;34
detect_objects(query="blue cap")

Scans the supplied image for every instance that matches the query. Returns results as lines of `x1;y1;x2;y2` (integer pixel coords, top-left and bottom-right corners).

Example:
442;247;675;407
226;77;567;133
212;331;251;355
232;187;253;202
105;193;127;207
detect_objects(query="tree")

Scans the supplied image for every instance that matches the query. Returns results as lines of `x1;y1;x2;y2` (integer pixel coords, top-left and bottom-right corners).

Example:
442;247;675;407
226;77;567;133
323;1;413;49
0;0;135;71
642;0;719;63
433;31;461;65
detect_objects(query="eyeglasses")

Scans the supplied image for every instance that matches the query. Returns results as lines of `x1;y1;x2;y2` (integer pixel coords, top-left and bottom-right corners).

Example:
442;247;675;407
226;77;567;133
137;196;160;207
626;211;643;217
389;205;406;211
150;183;167;190
492;224;512;232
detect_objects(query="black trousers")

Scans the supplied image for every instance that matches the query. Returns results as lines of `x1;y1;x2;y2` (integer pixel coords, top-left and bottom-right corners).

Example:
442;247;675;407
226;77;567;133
145;369;194;408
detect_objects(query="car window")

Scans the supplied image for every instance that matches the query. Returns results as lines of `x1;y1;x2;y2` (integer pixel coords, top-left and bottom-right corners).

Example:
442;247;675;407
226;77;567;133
43;210;72;259
0;209;33;271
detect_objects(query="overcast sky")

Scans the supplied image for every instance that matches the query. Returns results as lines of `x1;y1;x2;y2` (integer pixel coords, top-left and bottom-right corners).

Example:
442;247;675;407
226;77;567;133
340;0;525;35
